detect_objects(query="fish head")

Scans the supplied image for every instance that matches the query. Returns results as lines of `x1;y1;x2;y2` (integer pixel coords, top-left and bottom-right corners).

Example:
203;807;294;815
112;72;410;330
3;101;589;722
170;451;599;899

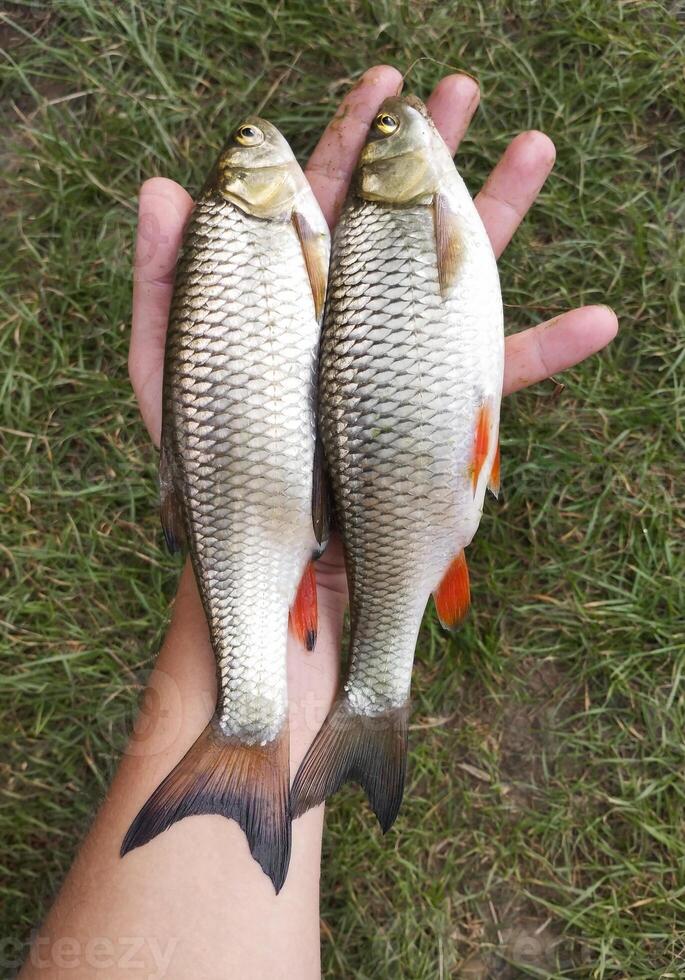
209;117;303;219
356;96;448;205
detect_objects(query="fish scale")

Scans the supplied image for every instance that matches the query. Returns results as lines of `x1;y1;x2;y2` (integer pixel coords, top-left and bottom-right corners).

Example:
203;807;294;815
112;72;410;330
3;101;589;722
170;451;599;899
321;200;483;711
164;196;318;743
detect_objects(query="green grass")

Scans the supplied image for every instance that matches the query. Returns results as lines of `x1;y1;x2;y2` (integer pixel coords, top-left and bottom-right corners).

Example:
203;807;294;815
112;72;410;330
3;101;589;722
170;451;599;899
1;0;683;976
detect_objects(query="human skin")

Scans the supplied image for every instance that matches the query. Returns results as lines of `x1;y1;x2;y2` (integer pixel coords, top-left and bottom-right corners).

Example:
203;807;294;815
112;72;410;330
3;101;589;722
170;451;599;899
20;66;617;979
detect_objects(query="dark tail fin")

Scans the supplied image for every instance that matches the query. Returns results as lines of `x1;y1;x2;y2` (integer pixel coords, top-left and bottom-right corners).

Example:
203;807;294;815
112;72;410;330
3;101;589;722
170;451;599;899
121;719;291;893
290;699;408;832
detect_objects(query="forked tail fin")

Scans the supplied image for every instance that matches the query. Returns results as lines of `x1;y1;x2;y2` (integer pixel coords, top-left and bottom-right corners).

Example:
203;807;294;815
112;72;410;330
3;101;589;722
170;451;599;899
290;698;408;832
121;719;291;893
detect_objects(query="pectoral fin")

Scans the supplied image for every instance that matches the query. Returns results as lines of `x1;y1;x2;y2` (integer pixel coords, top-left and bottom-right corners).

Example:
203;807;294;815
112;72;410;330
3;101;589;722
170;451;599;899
293;210;328;320
433;192;463;296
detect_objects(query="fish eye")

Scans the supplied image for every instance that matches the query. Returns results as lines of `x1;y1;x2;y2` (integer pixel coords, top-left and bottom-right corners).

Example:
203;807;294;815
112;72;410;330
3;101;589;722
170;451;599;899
374;112;399;136
234;124;264;147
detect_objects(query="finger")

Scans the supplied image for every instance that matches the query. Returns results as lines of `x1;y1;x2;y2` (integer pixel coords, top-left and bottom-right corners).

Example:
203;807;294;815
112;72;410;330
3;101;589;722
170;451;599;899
475;130;556;258
305;64;403;227
503;305;618;396
425;73;480;155
130;177;193;445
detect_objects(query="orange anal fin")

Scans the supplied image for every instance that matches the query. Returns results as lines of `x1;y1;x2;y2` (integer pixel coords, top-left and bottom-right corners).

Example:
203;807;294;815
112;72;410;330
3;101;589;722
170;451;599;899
290;561;318;651
433;551;470;631
470;403;492;495
488;443;501;499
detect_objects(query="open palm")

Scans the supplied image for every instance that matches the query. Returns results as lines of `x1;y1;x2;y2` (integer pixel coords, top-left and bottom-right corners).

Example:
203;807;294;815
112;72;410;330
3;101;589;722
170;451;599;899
129;66;617;760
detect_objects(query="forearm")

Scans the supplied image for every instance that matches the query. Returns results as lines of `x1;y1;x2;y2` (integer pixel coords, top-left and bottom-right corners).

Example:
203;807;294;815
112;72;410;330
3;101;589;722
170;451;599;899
21;561;341;979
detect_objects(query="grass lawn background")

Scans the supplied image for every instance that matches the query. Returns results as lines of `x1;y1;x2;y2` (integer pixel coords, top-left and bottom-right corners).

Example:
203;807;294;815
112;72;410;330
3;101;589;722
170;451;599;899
1;1;683;976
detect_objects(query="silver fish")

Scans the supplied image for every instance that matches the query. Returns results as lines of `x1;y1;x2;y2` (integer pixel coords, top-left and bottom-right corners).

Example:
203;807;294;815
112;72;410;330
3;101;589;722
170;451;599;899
122;118;330;892
292;96;503;830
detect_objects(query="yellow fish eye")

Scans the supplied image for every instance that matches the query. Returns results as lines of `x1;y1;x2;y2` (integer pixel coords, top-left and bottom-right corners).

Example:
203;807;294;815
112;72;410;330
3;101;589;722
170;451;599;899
234;124;264;147
374;112;399;136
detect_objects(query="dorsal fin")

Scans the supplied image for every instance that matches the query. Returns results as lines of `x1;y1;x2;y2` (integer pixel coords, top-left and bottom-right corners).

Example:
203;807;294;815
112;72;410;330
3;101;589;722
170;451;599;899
159;439;184;554
311;429;332;548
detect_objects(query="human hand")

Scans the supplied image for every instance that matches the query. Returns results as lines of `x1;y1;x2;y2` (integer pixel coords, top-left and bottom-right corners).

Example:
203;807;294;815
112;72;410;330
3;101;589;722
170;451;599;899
128;66;617;753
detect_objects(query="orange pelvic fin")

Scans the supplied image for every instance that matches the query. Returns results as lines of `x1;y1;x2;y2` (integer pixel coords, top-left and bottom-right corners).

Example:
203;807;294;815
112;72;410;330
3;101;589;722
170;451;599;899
433;550;471;630
488;443;501;499
470;402;492;495
290;560;318;651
